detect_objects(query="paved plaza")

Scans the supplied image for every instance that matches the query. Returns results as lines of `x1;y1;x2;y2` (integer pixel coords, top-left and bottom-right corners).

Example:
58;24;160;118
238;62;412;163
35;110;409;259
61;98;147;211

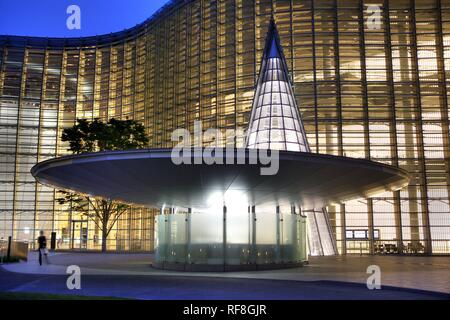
1;252;449;299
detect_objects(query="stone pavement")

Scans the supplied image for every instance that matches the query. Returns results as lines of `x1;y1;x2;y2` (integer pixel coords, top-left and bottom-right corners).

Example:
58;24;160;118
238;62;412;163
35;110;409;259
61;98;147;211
1;252;449;299
1;267;448;300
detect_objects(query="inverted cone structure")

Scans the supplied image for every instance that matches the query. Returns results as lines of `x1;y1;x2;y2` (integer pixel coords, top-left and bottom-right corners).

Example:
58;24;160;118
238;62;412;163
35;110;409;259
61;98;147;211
246;17;338;256
246;18;309;152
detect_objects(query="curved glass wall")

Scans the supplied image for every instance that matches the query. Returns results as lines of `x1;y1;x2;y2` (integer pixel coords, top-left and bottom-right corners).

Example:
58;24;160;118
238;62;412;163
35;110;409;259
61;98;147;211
155;210;307;269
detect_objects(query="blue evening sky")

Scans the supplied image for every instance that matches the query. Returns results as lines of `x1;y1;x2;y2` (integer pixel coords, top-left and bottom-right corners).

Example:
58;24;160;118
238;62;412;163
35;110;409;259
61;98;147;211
0;0;169;37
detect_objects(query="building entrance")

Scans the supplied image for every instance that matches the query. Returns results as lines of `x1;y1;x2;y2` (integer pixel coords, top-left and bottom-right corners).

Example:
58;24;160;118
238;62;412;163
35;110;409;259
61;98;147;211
71;220;88;250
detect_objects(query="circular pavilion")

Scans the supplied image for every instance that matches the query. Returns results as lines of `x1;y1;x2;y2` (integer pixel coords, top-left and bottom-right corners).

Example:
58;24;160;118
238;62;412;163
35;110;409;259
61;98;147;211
31;148;409;271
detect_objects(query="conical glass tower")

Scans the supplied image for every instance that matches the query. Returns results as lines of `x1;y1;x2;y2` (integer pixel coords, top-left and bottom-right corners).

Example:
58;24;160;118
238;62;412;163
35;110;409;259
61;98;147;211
246;18;309;152
246;18;338;256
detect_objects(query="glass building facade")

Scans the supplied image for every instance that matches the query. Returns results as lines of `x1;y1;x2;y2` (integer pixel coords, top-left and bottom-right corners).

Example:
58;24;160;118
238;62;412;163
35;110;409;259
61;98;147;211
0;0;449;254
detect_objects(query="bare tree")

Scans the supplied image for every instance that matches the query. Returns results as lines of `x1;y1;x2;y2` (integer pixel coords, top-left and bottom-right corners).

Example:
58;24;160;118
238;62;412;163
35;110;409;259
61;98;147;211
57;191;129;252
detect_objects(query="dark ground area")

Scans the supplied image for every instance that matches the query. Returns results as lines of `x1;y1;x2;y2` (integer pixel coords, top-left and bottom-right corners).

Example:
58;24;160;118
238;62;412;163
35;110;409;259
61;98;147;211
0;268;448;300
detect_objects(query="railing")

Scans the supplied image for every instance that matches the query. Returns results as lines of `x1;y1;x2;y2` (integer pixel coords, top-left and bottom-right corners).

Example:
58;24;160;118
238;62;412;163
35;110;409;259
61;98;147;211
53;237;154;252
344;240;428;255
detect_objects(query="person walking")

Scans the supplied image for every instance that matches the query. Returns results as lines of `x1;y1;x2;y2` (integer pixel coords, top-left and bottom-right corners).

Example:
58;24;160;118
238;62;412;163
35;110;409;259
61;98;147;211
37;230;49;265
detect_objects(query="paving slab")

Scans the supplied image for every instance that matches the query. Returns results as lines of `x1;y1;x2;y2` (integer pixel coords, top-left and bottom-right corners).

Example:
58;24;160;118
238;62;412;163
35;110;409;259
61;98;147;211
2;252;449;295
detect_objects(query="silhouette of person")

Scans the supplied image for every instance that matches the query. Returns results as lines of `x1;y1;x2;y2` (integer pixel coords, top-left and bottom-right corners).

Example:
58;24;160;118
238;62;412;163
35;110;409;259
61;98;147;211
37;230;49;265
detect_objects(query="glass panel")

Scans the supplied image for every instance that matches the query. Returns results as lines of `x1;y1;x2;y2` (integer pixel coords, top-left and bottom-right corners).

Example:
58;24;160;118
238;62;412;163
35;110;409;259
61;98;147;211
166;214;186;263
155;215;167;262
255;211;277;264
190;212;223;264
281;213;296;262
226;211;251;265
